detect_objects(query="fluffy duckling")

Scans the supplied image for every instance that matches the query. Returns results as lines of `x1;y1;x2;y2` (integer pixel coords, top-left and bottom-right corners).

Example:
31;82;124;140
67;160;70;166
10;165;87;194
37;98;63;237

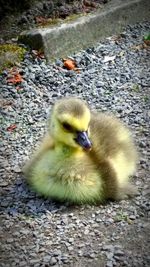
24;97;138;204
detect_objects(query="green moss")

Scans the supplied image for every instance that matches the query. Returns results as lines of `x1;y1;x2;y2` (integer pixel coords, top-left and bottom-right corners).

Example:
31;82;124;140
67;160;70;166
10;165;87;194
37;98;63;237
143;95;149;103
144;33;150;41
0;44;26;73
38;18;62;28
132;84;140;92
114;211;129;223
0;44;24;54
65;13;87;22
38;13;87;28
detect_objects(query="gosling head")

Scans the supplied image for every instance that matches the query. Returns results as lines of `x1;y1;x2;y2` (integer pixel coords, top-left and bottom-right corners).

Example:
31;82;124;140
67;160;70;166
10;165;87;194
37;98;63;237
49;98;92;150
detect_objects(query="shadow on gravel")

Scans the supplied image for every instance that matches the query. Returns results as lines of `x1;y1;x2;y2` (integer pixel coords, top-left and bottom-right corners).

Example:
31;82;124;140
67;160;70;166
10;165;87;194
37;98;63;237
1;177;68;217
1;174;105;217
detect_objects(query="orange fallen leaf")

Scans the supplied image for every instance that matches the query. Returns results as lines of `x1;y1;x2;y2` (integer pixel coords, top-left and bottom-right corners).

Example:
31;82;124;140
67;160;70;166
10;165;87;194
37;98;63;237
7;124;17;132
7;68;24;84
63;59;76;70
7;73;23;84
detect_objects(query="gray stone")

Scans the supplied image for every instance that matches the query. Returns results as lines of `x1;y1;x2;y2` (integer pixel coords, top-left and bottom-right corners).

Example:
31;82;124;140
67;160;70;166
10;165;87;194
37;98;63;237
102;245;114;252
106;260;113;267
30;259;40;264
68;238;74;243
53;250;62;256
50;257;57;266
43;255;52;262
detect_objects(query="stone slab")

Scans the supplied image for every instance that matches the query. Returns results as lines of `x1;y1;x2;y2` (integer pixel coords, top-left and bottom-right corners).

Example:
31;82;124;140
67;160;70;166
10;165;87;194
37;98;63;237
19;0;150;61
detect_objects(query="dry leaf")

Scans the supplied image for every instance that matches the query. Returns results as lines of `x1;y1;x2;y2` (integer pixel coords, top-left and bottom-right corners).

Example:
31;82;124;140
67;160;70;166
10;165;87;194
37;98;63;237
7;124;17;132
35;16;53;26
7;68;24;84
103;55;116;63
63;59;76;70
0;99;13;108
35;16;47;24
144;39;150;46
32;50;45;59
131;43;150;51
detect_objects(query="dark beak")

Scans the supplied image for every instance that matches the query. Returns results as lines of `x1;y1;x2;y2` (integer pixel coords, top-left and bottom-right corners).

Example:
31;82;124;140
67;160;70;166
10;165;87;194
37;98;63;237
75;131;92;150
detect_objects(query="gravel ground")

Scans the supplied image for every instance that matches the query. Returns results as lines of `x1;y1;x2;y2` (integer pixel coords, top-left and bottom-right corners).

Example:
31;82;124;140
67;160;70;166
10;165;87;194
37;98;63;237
0;21;150;267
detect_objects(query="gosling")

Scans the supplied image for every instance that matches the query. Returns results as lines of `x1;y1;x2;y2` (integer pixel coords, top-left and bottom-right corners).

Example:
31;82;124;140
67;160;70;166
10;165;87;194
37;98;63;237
23;97;138;204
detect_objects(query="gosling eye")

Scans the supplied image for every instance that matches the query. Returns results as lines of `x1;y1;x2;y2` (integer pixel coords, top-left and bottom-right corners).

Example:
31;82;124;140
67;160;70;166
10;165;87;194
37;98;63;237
62;122;74;132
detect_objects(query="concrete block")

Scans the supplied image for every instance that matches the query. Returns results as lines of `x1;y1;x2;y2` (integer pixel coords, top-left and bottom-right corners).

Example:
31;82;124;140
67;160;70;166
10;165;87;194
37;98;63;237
19;0;150;61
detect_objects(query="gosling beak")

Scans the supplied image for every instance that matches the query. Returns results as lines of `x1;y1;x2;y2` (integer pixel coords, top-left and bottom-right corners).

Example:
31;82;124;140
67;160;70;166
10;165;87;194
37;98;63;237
75;131;92;150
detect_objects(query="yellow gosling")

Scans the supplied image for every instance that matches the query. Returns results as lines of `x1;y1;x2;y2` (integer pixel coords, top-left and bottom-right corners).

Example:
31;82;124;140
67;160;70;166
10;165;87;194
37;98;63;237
23;97;138;204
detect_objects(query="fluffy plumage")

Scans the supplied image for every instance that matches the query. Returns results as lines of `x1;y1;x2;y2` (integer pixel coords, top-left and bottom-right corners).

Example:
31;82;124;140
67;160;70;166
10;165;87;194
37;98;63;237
24;97;138;204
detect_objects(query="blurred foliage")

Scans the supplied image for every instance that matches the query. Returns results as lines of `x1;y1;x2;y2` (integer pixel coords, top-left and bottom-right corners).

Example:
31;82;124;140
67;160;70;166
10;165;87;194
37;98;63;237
144;33;150;40
0;0;36;18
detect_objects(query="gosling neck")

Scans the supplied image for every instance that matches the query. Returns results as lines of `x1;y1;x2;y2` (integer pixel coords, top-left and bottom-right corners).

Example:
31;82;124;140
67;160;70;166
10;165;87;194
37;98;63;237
55;141;84;156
